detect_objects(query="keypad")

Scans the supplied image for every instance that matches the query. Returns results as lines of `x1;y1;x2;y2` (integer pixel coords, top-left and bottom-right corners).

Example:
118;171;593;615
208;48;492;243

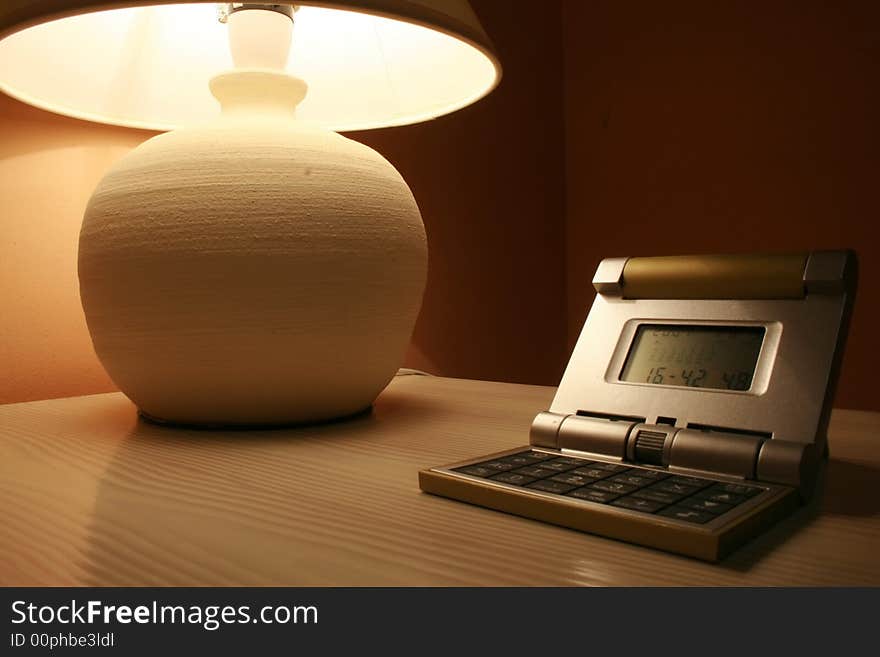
612;497;666;513
591;480;639;495
539;458;584;472
499;453;552;467
481;460;517;472
527;479;577;494
681;497;734;514
653;481;703;496
452;450;765;524
492;472;537;486
514;466;558;478
631;488;684;505
570;466;614;480
550;473;598;486
568;488;620;503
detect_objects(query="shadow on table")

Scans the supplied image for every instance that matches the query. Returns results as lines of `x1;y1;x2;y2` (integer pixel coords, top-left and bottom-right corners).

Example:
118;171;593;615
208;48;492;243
720;458;880;572
79;382;452;585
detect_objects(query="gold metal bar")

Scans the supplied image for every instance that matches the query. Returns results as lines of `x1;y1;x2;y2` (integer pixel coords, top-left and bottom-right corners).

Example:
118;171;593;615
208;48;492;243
622;253;808;300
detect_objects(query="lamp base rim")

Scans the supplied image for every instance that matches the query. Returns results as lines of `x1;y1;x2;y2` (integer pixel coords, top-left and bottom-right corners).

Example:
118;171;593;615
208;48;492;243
136;404;375;431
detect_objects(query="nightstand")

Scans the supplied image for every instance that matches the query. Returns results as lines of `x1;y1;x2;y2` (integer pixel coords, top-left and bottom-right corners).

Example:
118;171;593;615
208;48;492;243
1;375;878;585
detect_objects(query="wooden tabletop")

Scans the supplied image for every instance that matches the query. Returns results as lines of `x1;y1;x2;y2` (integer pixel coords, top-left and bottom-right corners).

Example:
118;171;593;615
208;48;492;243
1;374;878;586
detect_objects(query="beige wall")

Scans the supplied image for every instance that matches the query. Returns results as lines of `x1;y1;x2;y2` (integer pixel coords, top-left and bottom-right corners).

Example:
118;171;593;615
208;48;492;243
0;94;152;404
563;0;880;411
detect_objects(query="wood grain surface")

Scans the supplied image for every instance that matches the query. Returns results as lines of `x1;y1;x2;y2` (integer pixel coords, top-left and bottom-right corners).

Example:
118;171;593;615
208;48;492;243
1;375;878;586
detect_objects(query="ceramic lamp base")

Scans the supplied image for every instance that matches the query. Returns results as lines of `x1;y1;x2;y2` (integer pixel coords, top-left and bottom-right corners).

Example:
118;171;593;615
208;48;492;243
78;70;427;426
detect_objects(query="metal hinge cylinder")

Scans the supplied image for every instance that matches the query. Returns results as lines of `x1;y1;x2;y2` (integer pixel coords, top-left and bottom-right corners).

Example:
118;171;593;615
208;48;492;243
529;412;819;496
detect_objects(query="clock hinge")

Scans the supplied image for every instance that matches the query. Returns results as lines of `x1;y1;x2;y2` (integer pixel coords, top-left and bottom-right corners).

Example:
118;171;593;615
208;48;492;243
529;412;818;497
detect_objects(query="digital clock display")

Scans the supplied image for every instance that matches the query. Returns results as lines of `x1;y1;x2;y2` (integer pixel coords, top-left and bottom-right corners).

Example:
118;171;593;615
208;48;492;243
619;324;765;391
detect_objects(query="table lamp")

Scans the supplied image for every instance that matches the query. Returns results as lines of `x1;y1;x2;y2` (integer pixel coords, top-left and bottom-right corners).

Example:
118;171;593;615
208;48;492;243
0;1;501;426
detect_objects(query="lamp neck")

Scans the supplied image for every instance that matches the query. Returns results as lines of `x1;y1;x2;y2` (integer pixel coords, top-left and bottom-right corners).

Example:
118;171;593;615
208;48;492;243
209;70;307;117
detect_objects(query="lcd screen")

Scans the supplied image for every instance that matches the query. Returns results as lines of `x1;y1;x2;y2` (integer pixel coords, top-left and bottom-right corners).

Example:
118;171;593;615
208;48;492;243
619;324;765;391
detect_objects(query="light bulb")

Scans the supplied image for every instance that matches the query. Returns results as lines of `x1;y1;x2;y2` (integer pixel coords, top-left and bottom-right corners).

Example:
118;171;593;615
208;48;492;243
224;5;294;70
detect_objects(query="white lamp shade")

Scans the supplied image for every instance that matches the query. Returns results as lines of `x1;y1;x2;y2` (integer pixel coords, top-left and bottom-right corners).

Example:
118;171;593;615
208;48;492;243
0;0;501;131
